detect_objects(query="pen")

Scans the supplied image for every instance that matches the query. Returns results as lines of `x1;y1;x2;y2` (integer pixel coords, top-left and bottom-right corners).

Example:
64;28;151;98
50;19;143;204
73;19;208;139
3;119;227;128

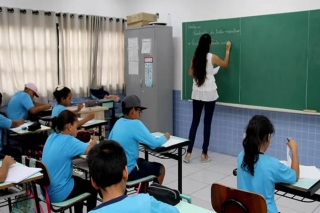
287;137;291;142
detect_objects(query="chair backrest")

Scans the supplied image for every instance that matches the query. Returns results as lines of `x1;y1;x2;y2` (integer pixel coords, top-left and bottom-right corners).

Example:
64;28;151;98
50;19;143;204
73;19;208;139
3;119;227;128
211;183;267;213
22;156;51;187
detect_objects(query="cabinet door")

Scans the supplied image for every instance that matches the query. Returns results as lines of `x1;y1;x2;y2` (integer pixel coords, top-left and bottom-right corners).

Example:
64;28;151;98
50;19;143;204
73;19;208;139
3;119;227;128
139;27;157;132
125;29;141;98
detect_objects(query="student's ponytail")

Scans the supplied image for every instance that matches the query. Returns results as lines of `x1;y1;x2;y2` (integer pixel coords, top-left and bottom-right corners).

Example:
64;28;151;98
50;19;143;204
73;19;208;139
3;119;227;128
51;110;78;132
241;115;275;176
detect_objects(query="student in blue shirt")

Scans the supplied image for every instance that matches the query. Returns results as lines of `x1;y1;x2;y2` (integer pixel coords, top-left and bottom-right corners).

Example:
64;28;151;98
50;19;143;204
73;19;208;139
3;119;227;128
237;115;300;213
87;140;179;213
7;83;52;120
42;110;98;212
51;85;94;126
0;93;24;152
109;95;170;191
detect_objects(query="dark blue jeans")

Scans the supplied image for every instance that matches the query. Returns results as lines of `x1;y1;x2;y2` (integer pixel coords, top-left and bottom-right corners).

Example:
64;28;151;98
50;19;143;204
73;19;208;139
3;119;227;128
187;100;216;154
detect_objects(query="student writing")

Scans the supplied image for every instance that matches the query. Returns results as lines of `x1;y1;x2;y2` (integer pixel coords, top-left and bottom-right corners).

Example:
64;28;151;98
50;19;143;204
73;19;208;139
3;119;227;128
108;95;170;191
87;140;179;213
42;110;98;212
7;83;52;120
237;115;299;213
51;85;94;127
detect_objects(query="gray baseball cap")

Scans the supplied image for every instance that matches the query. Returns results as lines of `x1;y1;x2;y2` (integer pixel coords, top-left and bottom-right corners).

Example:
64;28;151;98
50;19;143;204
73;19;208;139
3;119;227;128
122;95;147;110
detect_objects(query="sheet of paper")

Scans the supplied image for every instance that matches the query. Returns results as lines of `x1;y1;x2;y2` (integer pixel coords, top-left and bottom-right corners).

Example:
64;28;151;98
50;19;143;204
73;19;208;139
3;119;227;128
128;37;139;62
129;61;139;75
5;163;42;183
161;138;184;148
10;122;32;131
281;147;320;180
141;39;151;54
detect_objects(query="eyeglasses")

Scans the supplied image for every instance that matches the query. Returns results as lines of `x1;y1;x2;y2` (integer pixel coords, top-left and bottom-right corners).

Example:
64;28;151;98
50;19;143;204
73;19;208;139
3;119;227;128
56;85;65;91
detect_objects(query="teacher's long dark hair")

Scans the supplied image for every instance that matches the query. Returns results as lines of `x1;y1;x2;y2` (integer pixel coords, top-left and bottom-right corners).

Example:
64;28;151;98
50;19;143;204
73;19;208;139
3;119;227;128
192;33;211;87
241;115;275;176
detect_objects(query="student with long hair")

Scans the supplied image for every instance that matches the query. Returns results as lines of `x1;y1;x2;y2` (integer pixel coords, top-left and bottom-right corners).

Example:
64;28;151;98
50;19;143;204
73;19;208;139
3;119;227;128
52;85;94;127
184;33;231;163
237;115;300;213
42;110;98;212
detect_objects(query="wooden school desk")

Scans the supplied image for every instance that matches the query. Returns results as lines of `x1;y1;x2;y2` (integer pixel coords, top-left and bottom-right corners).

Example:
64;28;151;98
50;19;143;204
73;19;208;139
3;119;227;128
233;168;320;202
0;162;43;212
67;106;108;120
140;132;190;193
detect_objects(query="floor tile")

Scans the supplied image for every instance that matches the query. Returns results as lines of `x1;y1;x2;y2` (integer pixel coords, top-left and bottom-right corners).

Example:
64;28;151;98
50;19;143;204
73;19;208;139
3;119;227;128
166;177;208;195
191;185;212;202
163;171;178;185
206;163;236;176
276;196;319;213
186;170;226;185
216;175;237;188
167;163;202;177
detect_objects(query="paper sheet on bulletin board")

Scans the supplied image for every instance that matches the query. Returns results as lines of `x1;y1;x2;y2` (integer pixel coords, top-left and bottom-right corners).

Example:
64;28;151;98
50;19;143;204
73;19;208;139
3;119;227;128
128;37;139;75
144;57;153;87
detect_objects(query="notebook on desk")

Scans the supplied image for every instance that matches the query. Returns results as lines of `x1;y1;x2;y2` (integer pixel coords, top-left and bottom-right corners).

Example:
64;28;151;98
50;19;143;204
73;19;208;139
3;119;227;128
155;136;185;147
4;163;42;184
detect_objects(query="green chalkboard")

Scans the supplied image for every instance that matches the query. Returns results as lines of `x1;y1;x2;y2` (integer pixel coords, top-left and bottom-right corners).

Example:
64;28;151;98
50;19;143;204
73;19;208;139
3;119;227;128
182;10;320;111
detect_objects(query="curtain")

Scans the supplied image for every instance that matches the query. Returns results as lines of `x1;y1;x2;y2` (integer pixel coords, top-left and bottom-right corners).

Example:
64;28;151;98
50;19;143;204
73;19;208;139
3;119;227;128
0;8;58;103
58;14;97;98
95;18;125;94
58;15;125;97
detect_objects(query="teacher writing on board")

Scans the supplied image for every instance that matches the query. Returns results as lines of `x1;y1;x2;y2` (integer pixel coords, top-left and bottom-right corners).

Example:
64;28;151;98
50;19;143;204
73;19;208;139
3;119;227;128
184;33;231;163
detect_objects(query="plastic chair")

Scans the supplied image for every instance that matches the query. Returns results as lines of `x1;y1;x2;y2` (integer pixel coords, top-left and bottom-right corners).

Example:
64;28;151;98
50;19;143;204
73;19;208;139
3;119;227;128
126;175;156;194
23;156;91;213
211;183;267;213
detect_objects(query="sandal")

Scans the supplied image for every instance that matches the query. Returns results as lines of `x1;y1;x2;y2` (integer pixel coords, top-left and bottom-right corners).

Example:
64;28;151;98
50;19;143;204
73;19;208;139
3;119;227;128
201;154;211;163
184;153;191;163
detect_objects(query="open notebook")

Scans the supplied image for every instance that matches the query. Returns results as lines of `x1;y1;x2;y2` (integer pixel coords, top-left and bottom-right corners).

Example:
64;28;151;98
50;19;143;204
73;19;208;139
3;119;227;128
280;146;320;180
4;163;42;184
155;136;183;148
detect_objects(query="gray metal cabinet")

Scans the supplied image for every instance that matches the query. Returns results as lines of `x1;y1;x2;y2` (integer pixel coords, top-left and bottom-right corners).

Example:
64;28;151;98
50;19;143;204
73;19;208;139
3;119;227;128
125;26;173;133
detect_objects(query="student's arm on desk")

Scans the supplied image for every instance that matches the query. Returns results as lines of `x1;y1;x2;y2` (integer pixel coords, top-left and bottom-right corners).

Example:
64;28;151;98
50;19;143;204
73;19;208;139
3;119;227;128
77;112;95;127
135;121;167;149
287;139;300;181
29;104;52;114
0;156;15;182
150;196;179;213
11;118;24;128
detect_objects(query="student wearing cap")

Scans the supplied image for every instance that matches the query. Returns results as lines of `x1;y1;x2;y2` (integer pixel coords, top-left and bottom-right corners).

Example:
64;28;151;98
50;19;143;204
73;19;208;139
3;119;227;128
7;83;52;120
108;95;170;191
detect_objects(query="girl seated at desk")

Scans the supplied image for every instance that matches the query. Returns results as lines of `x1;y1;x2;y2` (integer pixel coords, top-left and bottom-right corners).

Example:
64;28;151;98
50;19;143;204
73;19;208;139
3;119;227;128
52;85;94;127
42;110;98;212
237;115;300;213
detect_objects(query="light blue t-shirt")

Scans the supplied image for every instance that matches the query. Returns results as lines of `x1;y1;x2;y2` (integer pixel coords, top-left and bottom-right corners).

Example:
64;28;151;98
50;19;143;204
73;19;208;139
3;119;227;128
51;104;67;117
42;133;88;202
0;115;12;151
108;118;167;173
89;194;179;213
237;151;296;213
7;91;34;120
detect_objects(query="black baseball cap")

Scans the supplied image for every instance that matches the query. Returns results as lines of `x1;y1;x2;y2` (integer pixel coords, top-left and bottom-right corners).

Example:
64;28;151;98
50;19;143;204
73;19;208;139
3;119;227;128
122;95;147;110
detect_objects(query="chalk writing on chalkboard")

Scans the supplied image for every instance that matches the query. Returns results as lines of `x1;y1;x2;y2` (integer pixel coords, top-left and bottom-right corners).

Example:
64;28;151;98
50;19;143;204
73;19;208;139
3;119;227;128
188;24;201;29
187;39;229;46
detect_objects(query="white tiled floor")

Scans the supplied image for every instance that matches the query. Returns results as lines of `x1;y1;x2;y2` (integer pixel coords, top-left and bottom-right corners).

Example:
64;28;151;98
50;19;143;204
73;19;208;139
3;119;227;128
2;148;320;213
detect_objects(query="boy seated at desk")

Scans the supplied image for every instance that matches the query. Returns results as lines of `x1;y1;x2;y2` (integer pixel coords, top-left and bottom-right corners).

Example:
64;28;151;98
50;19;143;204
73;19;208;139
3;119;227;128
87;140;179;213
108;95;170;191
7;83;52;120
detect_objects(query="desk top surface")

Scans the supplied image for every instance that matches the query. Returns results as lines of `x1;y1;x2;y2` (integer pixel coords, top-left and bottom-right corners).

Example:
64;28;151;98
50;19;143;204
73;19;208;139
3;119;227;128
67;106;108;113
152;132;189;147
175;201;215;213
0;162;43;190
10;122;51;135
80;119;108;127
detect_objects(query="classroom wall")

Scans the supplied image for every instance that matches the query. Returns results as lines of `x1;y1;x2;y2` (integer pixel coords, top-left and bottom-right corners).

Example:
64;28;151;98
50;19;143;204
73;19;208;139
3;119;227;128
124;1;320;167
125;0;320;90
0;0;128;17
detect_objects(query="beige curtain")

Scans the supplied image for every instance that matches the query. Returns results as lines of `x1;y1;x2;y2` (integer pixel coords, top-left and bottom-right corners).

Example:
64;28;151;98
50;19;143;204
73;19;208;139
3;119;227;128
95;18;125;94
0;7;58;103
58;14;96;98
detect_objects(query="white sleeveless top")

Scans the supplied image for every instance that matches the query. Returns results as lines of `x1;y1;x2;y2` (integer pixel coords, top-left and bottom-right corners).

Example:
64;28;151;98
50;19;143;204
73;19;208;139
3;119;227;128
191;53;219;102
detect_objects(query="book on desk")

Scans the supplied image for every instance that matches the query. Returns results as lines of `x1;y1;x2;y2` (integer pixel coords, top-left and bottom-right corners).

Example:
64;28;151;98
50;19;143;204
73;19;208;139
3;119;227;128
4;163;42;184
